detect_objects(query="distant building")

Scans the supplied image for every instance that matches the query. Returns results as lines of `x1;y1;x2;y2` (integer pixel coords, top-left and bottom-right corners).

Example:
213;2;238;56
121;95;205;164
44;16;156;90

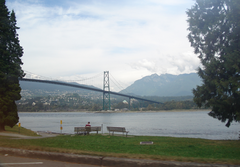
43;102;50;105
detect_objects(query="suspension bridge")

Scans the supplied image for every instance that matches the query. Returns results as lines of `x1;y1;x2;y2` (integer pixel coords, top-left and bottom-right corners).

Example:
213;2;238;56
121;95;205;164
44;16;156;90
20;71;161;110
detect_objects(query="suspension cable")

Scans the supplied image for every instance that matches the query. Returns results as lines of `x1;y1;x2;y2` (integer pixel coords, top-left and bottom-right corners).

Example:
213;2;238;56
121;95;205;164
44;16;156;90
23;71;102;84
110;73;129;92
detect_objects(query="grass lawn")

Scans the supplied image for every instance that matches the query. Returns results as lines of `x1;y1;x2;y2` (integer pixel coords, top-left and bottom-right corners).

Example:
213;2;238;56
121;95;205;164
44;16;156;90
0;127;239;165
4;125;39;136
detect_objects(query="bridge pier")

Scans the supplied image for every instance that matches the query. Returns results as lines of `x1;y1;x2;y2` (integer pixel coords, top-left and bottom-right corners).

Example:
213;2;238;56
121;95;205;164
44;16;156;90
128;97;131;110
103;71;110;110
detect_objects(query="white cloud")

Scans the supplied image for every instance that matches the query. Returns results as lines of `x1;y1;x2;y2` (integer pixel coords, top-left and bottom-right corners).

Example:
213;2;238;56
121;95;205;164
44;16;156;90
6;0;199;91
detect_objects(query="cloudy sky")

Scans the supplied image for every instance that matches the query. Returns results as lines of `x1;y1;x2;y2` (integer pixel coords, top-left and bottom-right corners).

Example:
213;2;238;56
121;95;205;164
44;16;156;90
6;0;199;91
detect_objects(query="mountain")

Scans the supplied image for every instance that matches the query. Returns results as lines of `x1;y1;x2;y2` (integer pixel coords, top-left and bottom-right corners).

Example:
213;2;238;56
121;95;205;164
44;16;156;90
120;73;202;96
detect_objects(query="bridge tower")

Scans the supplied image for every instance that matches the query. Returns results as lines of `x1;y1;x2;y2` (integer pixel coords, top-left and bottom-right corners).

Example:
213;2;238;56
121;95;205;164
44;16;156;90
103;71;110;110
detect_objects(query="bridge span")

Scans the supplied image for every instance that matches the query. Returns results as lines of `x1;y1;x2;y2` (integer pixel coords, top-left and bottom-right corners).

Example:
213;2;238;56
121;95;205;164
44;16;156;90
20;78;161;110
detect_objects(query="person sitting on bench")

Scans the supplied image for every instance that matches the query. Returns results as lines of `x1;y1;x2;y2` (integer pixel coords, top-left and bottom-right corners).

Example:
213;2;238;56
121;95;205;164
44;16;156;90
85;122;91;135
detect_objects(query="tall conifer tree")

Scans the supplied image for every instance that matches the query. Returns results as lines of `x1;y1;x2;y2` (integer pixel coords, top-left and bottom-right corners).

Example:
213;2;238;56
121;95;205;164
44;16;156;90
187;0;240;127
0;0;24;131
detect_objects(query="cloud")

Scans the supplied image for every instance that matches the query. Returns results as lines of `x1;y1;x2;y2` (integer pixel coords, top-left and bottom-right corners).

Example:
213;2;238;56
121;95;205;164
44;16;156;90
130;50;199;75
6;0;198;90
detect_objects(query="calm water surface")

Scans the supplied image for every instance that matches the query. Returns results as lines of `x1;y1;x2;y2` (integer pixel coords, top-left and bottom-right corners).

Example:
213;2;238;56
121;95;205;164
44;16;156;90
18;111;240;140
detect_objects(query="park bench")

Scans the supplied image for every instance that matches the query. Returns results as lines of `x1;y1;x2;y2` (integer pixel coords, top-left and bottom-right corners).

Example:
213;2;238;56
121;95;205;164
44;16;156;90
74;126;101;135
107;126;129;137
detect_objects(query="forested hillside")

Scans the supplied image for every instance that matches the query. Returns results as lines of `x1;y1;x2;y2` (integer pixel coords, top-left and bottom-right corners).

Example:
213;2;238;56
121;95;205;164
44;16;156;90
17;93;204;112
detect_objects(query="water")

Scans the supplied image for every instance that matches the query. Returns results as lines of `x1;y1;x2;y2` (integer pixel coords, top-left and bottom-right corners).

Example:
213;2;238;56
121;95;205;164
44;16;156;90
18;111;240;140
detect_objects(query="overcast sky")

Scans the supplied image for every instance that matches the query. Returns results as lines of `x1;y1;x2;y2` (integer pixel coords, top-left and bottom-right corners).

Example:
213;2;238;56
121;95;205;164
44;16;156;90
6;0;199;91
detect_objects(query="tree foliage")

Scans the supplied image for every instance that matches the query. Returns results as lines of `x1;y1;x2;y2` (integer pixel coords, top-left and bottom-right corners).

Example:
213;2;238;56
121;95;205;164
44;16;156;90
187;0;240;127
0;0;24;131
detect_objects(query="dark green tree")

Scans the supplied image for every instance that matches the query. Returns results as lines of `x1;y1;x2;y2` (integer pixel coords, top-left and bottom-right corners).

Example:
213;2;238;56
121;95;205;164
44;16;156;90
90;104;101;111
187;0;240;127
0;0;24;131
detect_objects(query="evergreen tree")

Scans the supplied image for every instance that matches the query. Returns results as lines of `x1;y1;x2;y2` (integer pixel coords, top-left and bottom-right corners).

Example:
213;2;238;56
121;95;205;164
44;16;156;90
187;0;240;127
0;0;24;131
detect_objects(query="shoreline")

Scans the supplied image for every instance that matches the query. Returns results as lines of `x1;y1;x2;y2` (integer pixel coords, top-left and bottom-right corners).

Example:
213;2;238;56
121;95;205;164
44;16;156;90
18;109;210;113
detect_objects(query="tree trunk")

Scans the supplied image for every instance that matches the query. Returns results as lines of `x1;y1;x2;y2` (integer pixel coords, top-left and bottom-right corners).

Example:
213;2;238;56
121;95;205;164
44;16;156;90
0;123;5;131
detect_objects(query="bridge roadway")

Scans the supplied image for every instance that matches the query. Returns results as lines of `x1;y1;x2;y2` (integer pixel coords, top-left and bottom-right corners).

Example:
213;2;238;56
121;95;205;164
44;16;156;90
20;78;161;104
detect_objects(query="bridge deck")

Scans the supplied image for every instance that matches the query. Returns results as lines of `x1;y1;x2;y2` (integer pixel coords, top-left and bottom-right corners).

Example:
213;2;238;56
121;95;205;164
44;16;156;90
20;78;161;104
